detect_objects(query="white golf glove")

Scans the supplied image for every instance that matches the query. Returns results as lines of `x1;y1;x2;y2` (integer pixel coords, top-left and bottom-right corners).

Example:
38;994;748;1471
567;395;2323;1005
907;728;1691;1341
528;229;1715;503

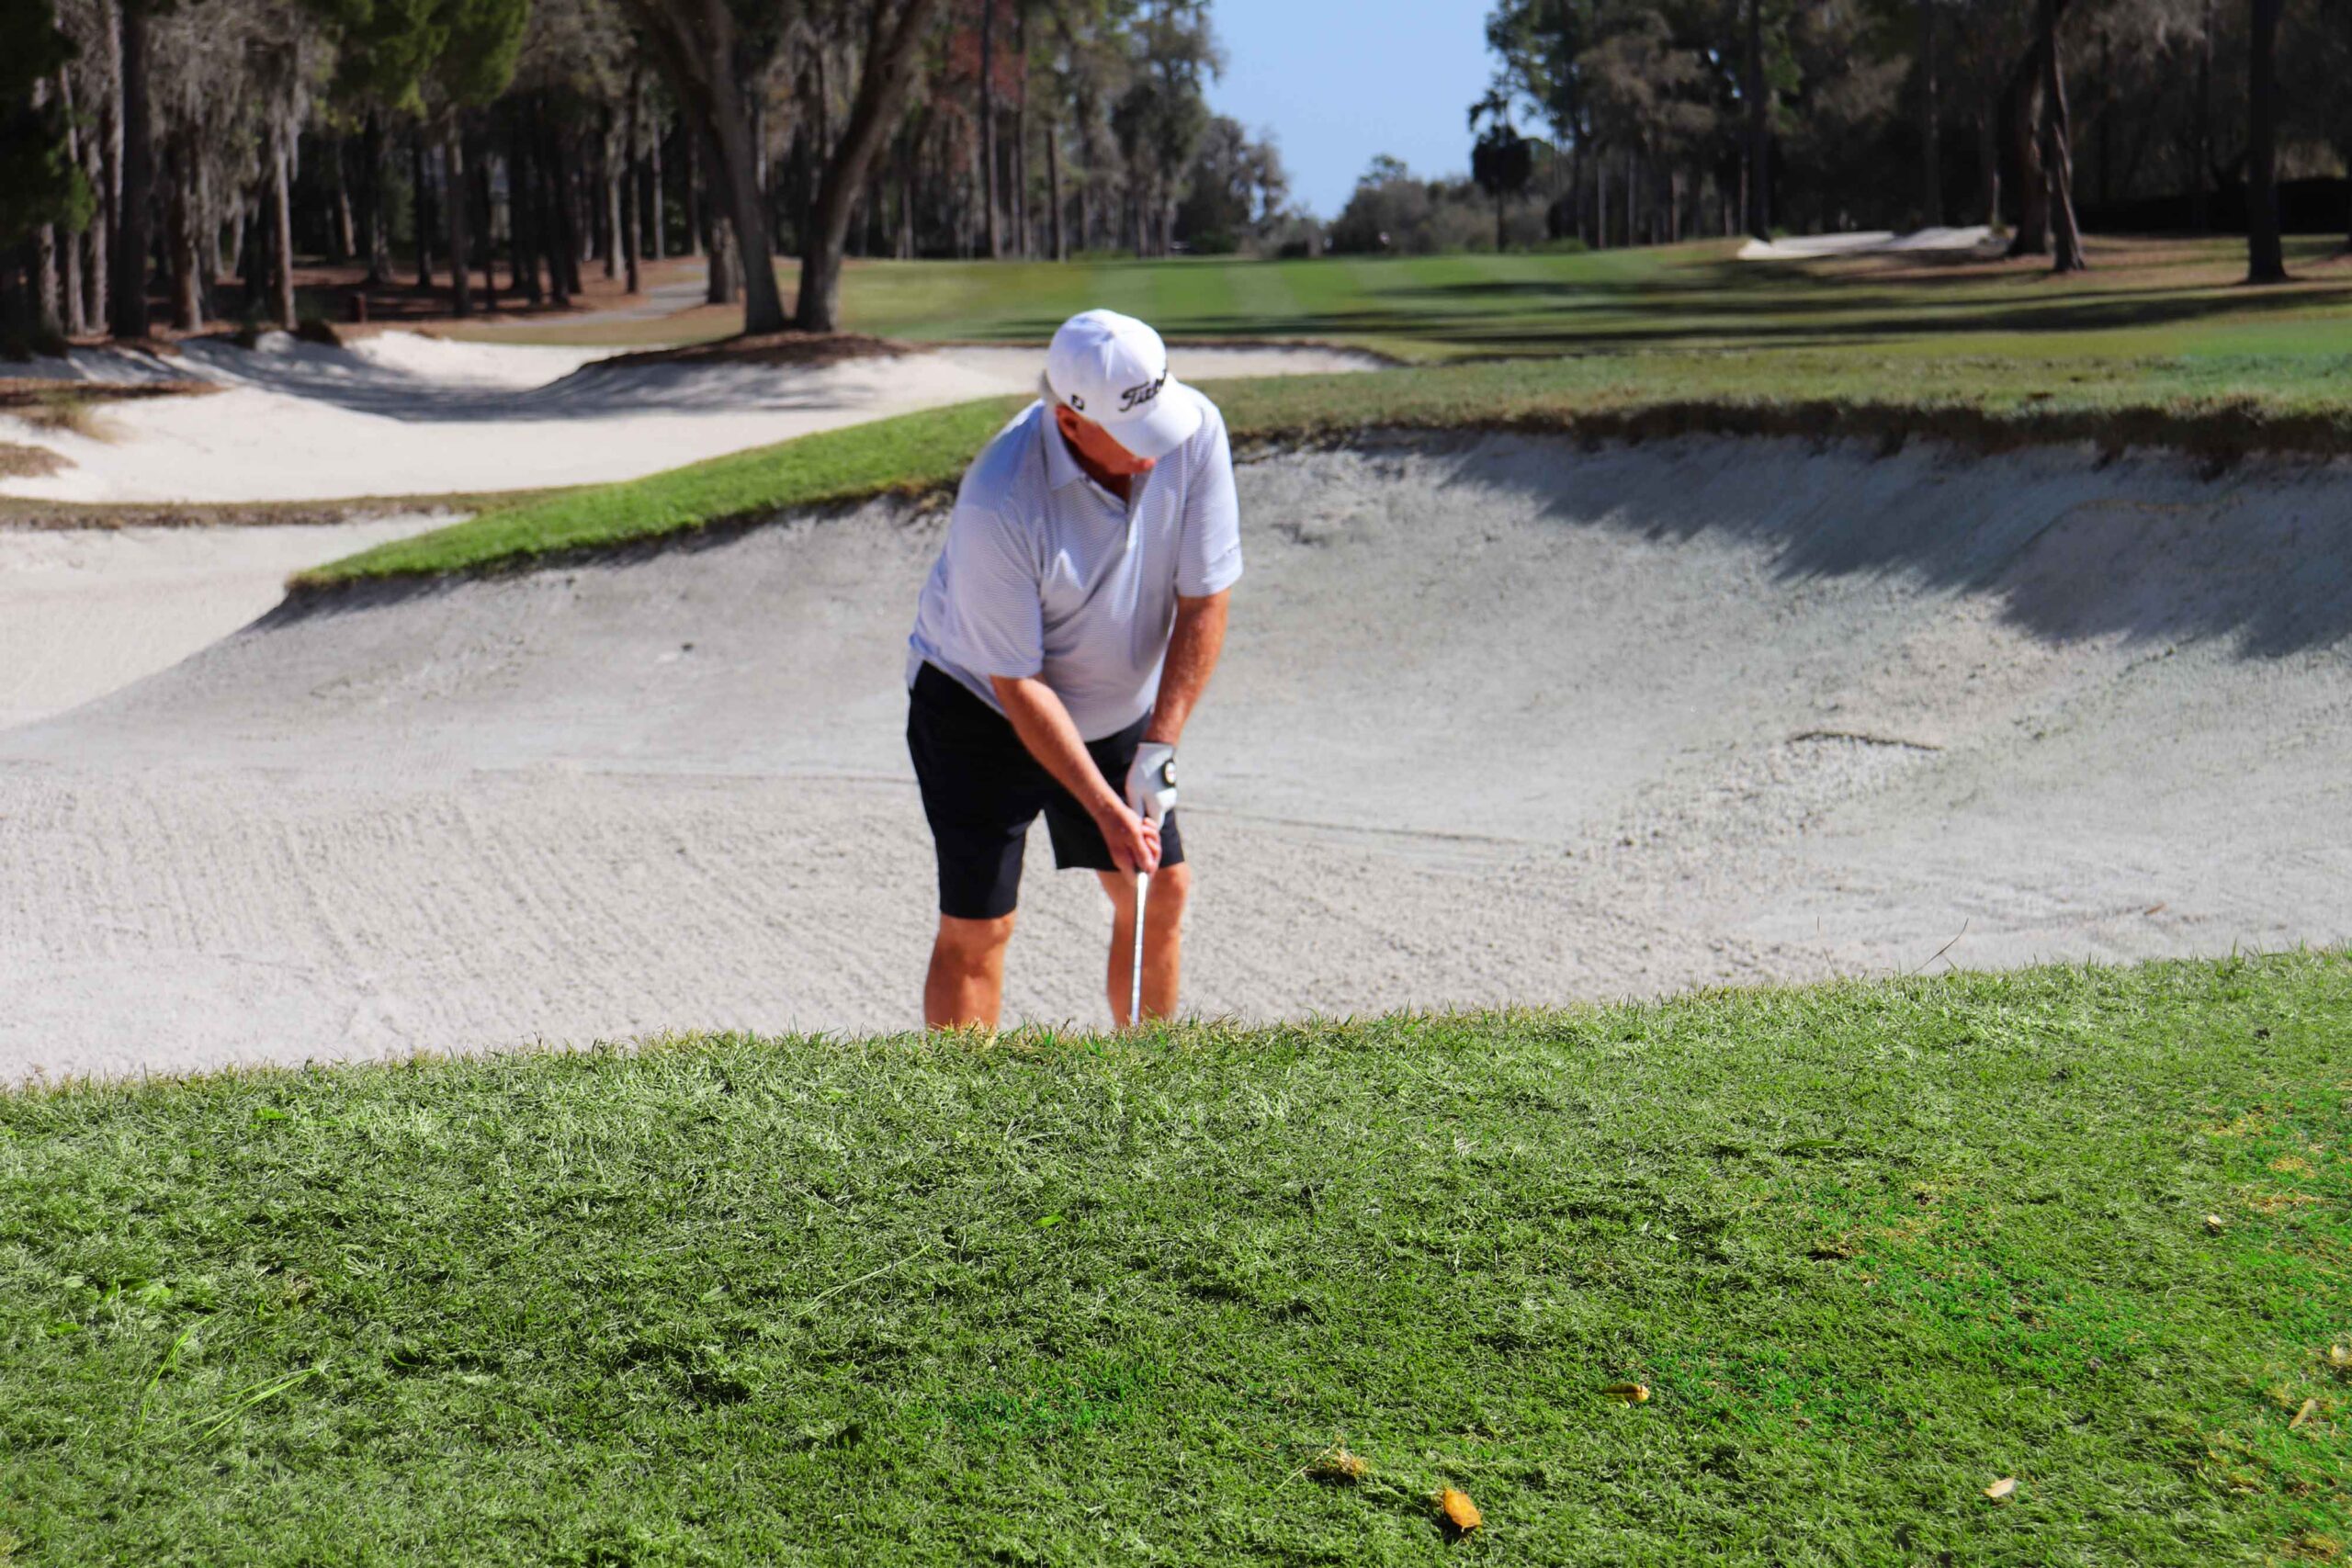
1125;741;1178;826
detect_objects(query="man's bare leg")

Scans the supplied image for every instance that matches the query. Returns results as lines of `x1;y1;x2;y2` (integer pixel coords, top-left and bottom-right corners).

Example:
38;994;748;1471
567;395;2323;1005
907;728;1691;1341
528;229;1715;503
926;912;1016;1029
1097;863;1190;1025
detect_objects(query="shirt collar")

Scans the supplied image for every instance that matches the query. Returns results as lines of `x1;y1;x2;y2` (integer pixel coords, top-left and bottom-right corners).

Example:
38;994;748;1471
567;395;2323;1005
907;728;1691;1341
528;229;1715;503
1038;403;1091;492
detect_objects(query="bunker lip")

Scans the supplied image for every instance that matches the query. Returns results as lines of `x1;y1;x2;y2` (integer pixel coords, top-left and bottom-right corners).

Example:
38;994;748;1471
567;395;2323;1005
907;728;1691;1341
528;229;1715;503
281;399;2352;597
3;430;2346;1083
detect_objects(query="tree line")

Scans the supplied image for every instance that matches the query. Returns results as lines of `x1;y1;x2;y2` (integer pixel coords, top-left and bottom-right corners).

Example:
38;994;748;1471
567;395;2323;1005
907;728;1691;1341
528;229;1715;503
0;0;1294;348
1461;0;2349;280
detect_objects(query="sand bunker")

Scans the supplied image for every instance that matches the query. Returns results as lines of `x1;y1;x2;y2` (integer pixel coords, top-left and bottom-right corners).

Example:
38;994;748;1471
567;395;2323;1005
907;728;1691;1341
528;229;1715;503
0;333;1380;506
1738;226;1999;261
0;516;444;729
5;432;2349;1081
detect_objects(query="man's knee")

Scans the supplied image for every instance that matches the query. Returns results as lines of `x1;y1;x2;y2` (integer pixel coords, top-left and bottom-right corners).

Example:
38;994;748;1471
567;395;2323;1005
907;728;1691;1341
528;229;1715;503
934;911;1016;967
1148;862;1193;910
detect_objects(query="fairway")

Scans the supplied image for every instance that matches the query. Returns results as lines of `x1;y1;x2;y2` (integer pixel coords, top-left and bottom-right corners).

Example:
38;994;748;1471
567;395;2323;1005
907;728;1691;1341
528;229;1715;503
450;237;2352;372
4;957;2345;1564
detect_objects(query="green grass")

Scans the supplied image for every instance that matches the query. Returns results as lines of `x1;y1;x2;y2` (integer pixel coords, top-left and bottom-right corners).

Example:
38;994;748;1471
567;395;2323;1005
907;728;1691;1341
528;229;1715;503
4;955;2346;1563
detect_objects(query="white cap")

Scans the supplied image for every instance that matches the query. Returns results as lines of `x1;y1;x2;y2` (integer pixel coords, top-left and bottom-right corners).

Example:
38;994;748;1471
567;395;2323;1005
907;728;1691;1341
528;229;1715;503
1043;309;1203;460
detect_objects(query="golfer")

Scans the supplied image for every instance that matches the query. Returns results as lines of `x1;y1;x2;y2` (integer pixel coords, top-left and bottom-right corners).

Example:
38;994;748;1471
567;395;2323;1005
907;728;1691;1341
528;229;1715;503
906;309;1239;1030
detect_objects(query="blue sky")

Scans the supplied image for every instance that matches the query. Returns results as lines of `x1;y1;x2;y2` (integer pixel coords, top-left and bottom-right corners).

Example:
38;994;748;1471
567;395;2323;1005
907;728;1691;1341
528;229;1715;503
1209;1;1500;220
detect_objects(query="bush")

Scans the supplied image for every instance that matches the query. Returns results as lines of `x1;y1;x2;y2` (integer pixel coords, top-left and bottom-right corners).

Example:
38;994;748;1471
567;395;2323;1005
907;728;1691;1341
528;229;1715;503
1329;156;1555;255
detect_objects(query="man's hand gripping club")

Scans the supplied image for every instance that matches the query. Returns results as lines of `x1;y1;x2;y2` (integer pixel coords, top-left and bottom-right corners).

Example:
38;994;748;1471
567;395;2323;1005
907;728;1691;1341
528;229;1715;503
988;675;1162;874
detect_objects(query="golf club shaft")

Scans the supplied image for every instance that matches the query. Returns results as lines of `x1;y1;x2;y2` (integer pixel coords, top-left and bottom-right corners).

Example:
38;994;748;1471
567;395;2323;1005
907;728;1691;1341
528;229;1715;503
1130;869;1148;1025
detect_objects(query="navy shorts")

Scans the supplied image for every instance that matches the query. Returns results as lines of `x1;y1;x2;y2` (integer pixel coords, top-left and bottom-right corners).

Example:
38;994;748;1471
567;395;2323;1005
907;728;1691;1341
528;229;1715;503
907;662;1184;920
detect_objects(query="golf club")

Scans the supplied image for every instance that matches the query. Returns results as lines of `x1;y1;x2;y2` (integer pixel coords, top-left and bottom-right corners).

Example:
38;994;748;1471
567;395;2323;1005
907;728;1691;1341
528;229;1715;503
1131;869;1148;1026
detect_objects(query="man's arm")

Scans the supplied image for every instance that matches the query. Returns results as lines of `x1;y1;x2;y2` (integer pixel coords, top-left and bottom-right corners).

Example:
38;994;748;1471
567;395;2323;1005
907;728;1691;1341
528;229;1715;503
989;674;1161;874
1145;590;1229;746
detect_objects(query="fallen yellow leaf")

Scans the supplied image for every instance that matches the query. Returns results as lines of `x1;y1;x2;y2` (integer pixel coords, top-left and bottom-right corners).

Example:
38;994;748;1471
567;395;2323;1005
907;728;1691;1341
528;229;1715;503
2205;1214;2227;1234
1603;1382;1651;1404
1435;1488;1483;1534
2290;1397;2318;1430
1984;1476;2018;1502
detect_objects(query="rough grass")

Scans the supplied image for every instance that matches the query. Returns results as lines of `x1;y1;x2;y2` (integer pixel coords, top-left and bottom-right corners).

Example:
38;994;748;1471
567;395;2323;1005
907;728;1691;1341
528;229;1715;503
0;441;70;479
15;387;112;442
0;488;579;532
3;954;2346;1564
297;397;1019;583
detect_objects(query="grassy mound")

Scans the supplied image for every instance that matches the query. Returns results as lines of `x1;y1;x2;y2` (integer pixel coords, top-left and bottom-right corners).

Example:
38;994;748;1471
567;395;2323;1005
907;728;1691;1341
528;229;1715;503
5;955;2345;1563
295;346;2352;588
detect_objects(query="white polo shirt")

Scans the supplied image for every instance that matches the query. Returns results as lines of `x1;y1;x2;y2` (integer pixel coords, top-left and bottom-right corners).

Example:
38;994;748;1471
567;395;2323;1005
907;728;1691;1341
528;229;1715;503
906;383;1242;739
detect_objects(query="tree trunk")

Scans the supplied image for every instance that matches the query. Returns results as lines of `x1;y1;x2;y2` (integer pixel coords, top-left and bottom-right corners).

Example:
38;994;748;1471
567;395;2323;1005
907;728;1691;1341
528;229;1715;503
2040;0;2086;272
603;112;623;280
271;130;297;329
2190;0;2214;231
109;0;153;339
2245;0;2287;283
509;108;541;303
1918;0;1940;227
531;107;566;305
332;137;356;262
86;6;119;333
979;0;1001;258
646;110;665;259
166;130;201;330
229;200;250;293
795;0;947;330
705;170;738;304
1999;14;2055;257
546;117;582;301
623;68;644;294
55;67;85;334
443;131;471;317
2095;28;2113;210
474;149;498;310
897;128;914;259
1974;107;1998;231
564;131;589;295
197;153;220;285
1046;114;1064;261
1012;2;1029;256
35;225;62;333
362;110;389;286
413;130;435;288
683;118;703;262
1744;0;1769;240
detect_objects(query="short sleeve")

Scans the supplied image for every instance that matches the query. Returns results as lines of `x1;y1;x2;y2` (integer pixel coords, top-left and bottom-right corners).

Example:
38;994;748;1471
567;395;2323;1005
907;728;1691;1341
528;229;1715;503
1175;401;1243;598
939;501;1046;680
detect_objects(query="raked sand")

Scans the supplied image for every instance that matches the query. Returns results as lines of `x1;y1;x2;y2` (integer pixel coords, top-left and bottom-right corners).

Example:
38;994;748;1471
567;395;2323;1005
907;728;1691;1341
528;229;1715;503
0;332;1380;505
4;433;2349;1082
0;517;446;729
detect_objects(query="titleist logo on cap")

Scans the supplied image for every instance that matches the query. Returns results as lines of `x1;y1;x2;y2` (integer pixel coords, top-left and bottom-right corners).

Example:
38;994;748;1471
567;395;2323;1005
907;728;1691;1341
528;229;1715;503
1118;371;1168;412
